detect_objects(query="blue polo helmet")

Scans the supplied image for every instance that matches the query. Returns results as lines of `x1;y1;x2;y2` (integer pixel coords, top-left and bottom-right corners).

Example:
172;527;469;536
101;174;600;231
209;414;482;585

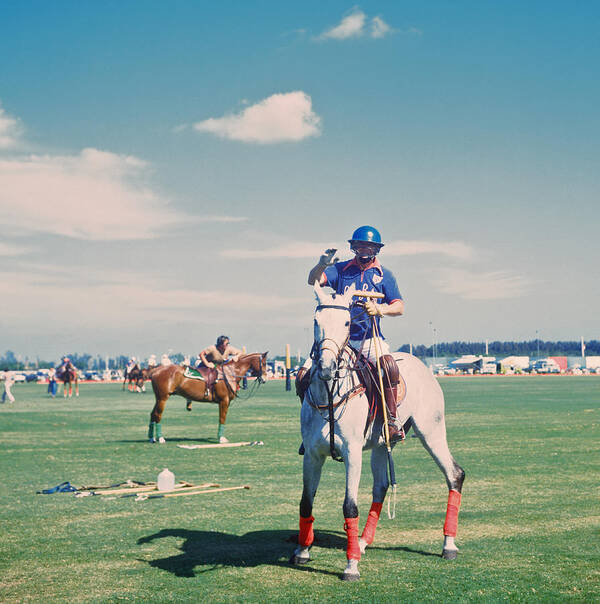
348;225;384;248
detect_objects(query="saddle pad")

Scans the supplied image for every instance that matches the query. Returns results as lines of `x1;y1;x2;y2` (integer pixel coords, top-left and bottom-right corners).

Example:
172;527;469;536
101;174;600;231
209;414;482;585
183;367;206;381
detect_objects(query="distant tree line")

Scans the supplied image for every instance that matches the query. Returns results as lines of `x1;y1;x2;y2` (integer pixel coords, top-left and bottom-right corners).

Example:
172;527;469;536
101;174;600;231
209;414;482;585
2;340;598;371
396;340;600;358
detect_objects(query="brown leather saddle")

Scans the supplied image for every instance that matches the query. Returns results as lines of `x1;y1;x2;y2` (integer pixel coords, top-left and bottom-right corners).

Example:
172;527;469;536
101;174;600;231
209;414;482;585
183;366;218;390
295;351;406;424
353;353;407;429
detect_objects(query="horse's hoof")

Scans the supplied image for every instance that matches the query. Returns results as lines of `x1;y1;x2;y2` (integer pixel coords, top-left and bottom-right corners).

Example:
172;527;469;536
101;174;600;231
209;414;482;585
342;572;360;582
158;437;166;444
442;549;458;560
149;438;156;443
219;436;229;444
342;559;360;581
289;554;310;565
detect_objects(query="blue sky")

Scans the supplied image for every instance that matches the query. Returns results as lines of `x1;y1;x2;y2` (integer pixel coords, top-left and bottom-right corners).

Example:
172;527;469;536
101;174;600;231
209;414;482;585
1;1;598;362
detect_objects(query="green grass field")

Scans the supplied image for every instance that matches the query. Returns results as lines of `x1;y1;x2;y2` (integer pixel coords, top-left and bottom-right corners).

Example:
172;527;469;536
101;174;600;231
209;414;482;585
1;377;599;603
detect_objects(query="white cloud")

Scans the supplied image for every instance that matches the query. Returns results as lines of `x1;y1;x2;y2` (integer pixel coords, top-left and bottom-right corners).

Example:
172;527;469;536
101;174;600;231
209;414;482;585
0;240;33;256
319;10;367;40
0;104;22;149
221;241;329;259
193;91;321;144
0;266;300;329
0;148;186;240
432;268;528;300
221;239;475;260
370;16;392;39
384;240;475;260
317;10;394;40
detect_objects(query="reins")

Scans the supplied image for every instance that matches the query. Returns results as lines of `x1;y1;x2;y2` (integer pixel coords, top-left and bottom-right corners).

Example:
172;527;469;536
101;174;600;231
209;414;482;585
220;354;266;401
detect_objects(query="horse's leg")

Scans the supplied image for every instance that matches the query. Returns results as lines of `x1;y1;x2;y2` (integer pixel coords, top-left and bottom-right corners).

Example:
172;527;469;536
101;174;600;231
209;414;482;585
290;451;325;565
411;414;465;559
62;381;67;398
148;397;168;443
359;445;389;554
185;399;192;411
217;394;230;443
148;378;169;444
75;378;79;397
342;444;363;581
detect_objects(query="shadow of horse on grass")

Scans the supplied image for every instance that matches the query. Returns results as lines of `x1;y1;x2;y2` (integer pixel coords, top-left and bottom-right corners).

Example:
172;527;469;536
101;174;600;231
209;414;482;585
137;528;347;578
137;528;439;578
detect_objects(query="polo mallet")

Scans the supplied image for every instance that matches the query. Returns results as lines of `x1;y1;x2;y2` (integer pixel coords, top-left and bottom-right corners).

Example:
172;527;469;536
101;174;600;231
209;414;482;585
353;292;397;519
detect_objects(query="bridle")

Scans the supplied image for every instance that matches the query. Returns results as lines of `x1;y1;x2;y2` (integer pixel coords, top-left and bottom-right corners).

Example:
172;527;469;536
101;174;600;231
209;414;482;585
221;353;266;400
311;303;356;462
311;304;352;369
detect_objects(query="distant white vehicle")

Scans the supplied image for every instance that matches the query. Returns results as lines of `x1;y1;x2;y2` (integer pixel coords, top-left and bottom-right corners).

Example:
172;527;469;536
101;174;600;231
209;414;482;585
451;355;496;374
531;359;560;374
480;360;497;374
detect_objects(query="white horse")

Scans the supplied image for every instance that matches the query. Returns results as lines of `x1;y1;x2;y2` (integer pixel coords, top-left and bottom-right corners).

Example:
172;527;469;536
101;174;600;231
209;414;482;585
290;283;465;581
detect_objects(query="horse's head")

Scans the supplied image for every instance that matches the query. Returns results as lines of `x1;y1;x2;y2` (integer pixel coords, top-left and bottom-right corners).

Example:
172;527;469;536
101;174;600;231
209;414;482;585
247;352;269;383
313;282;355;381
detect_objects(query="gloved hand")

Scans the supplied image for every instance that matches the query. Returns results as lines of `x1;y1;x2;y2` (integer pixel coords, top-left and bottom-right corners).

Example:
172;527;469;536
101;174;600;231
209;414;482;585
365;300;383;317
319;248;338;266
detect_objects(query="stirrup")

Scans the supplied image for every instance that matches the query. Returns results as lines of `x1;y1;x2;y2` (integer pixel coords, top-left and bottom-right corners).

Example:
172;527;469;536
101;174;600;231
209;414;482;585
387;423;405;443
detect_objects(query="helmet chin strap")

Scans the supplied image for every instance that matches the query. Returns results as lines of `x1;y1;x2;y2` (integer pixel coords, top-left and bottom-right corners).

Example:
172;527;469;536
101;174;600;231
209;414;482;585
356;250;378;265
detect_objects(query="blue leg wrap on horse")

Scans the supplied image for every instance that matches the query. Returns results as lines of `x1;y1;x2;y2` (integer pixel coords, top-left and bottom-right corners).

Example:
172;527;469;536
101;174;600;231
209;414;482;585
148;422;155;439
218;424;225;439
156;423;162;439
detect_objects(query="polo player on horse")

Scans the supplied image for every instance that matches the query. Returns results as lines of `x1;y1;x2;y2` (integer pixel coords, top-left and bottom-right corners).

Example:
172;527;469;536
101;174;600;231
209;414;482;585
299;225;405;441
197;335;242;370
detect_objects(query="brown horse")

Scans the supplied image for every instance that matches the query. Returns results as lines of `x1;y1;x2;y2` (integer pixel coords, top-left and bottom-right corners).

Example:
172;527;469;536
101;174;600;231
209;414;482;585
148;352;268;444
57;363;79;398
124;366;156;392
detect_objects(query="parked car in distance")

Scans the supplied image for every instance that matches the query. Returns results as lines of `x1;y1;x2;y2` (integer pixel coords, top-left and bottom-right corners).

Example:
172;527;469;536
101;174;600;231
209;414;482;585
531;359;560;374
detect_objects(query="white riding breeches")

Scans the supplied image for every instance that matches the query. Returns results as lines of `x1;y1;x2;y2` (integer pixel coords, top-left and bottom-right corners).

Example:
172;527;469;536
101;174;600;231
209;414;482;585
301;337;391;371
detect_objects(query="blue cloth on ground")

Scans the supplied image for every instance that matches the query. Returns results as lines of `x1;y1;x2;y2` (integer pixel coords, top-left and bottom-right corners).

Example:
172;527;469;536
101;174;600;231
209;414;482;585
39;481;78;494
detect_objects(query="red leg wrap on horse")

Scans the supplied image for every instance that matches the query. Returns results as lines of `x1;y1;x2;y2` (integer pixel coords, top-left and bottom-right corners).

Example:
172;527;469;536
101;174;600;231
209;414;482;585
299;515;315;548
344;517;361;561
361;502;383;545
443;490;462;537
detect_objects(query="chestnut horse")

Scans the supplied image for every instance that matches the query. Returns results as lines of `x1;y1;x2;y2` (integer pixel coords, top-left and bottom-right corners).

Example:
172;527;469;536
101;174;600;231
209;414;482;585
148;352;268;444
124;366;156;392
57;364;79;398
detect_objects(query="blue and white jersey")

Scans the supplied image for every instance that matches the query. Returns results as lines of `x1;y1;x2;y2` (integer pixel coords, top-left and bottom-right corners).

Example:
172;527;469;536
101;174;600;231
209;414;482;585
323;258;402;341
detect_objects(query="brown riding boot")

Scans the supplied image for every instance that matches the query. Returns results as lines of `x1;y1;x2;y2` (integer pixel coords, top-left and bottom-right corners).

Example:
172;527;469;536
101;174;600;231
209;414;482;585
380;355;404;442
